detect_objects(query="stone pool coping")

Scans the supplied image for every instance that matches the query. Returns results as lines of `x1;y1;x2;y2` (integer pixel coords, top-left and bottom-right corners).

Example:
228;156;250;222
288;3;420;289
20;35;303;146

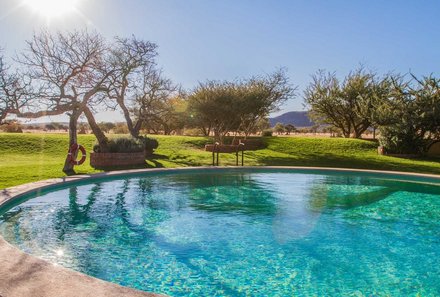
1;166;440;297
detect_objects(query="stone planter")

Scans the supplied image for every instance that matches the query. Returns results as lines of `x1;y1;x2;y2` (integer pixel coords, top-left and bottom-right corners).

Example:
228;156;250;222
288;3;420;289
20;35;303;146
90;151;146;168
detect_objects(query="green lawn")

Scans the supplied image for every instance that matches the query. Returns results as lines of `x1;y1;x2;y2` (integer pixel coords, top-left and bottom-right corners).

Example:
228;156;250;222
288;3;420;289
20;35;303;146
1;133;440;189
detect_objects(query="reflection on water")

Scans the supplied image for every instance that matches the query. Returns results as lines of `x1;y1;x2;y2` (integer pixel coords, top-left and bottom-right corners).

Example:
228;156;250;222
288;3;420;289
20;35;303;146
1;171;440;296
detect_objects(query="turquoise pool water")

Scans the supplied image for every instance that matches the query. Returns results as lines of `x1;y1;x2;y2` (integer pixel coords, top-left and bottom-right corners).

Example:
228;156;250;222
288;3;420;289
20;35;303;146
1;169;440;296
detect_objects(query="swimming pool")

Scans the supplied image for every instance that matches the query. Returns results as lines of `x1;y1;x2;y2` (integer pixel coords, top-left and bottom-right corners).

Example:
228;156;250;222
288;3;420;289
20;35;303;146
1;168;439;296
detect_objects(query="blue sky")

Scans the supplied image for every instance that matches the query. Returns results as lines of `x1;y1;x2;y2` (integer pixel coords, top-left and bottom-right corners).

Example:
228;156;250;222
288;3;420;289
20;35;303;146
1;0;439;120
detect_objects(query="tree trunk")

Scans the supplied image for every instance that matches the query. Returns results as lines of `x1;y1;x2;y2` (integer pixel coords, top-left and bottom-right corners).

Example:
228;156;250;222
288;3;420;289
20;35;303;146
118;99;138;137
214;130;222;144
131;120;143;138
63;111;80;174
83;106;109;152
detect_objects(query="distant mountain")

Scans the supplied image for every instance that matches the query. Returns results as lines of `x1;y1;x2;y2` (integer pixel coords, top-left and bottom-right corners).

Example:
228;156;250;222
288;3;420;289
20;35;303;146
269;111;314;128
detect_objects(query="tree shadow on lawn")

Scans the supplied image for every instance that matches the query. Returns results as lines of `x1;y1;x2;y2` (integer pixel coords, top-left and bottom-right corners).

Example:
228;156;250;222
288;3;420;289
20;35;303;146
254;152;440;174
94;154;167;172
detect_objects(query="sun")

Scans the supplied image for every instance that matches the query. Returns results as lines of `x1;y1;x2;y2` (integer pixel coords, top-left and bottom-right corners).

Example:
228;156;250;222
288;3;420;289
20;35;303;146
23;0;80;18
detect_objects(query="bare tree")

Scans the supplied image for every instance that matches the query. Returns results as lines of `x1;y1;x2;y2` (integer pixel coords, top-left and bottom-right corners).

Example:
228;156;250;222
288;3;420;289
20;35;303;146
0;50;29;124
105;36;178;138
130;67;179;135
16;30;112;173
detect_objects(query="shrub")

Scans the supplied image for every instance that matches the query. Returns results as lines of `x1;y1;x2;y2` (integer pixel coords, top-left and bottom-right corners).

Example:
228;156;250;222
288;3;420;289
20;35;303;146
1;121;23;133
112;123;129;134
93;137;145;153
183;128;204;136
139;136;159;152
378;125;426;154
262;129;273;137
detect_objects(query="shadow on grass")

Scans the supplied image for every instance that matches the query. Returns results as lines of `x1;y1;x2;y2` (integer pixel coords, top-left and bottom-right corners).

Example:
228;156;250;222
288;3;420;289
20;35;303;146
253;152;440;174
92;154;168;172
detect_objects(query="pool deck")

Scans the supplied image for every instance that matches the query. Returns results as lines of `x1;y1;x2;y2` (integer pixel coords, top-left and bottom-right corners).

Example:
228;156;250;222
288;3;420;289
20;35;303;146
0;237;163;297
1;166;440;297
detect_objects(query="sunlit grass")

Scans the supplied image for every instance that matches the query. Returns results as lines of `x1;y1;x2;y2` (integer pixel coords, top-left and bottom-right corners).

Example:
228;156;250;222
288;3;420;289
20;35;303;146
1;133;440;189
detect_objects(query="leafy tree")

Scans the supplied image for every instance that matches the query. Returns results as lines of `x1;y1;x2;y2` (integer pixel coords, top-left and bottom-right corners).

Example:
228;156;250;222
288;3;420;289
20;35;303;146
285;124;296;134
237;69;296;137
187;80;239;142
142;95;187;135
98;122;116;133
113;122;129;134
304;67;387;138
256;117;271;133
0;120;23;133
261;129;273;137
188;70;295;143
273;122;285;135
375;75;440;154
45;123;56;131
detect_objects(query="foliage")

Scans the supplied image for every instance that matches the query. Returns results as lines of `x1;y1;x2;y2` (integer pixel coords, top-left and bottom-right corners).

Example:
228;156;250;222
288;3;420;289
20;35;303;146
304;67;387;138
98;122;116;133
45;123;56;131
94;136;145;153
0;121;23;133
273;122;285;134
112;122;129;134
284;124;296;134
255;117;271;133
139;135;159;151
261;129;273;137
188;69;295;143
375;75;440;154
141;96;187;135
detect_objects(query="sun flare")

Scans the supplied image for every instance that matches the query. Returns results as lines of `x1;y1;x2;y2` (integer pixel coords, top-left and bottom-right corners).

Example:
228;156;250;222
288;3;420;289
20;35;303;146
23;0;80;18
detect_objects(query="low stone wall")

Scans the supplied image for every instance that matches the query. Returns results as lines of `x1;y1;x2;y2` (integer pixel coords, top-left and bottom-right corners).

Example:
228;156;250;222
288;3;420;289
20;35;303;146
90;152;146;168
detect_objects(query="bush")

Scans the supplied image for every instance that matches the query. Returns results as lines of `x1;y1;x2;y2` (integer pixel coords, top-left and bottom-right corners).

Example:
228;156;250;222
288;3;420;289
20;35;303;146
112;123;129;134
1;121;23;133
183;128;204;136
262;129;273;137
139;136;159;152
378;125;426;154
93;137;145;153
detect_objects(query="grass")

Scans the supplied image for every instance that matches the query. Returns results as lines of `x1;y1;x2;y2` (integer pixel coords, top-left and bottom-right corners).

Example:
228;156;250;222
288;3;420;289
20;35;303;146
1;132;440;189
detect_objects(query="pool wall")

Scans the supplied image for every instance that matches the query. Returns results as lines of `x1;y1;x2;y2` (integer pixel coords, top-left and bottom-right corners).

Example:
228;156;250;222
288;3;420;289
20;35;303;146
1;166;440;297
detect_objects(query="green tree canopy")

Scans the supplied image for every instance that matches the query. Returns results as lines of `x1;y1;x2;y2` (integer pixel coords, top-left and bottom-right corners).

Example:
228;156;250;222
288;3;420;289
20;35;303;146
188;69;295;143
375;75;440;154
304;67;387;138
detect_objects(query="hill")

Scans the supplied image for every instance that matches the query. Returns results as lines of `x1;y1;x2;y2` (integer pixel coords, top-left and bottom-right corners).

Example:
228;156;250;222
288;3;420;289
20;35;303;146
269;111;314;127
